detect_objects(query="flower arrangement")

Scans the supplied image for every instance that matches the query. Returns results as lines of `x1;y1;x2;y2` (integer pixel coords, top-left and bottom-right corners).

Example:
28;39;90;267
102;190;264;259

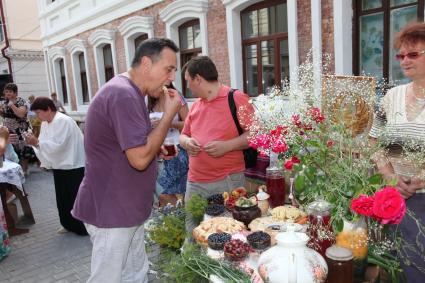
351;186;406;225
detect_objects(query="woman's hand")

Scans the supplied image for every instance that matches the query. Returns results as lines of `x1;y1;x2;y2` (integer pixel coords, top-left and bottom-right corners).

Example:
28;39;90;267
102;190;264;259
24;133;38;147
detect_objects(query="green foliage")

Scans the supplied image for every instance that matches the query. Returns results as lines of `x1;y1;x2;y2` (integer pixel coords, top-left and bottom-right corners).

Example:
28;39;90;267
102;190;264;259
161;244;251;283
291;123;385;232
185;194;208;225
150;214;186;250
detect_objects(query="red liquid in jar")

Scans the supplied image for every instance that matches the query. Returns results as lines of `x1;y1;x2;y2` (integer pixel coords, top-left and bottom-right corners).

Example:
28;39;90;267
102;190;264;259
266;176;285;208
164;144;176;157
308;214;334;257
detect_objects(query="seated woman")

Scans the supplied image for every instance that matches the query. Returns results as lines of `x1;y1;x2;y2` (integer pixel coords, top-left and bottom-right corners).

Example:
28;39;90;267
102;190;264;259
0;126;19;164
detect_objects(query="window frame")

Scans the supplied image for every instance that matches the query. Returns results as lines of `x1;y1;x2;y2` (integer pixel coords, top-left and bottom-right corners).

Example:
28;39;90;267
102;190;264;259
58;58;68;105
353;0;425;80
241;0;288;96
179;19;202;98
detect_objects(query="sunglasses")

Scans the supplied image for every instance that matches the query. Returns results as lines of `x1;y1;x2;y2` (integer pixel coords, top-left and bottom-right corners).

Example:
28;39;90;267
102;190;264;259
395;50;425;61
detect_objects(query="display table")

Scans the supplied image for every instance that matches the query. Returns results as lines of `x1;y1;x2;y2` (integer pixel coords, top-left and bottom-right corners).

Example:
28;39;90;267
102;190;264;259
0;160;35;236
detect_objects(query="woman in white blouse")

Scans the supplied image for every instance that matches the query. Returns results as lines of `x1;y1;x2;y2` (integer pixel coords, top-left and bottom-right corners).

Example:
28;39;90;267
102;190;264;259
24;97;87;235
369;22;425;282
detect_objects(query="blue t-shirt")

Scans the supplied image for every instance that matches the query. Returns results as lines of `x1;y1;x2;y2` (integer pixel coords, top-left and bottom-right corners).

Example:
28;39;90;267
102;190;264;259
72;75;157;228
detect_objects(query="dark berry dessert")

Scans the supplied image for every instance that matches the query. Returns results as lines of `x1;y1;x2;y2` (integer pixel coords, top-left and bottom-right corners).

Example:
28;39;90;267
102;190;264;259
207;232;232;250
223;239;251;261
205;204;225;216
207;194;225;205
247;231;271;250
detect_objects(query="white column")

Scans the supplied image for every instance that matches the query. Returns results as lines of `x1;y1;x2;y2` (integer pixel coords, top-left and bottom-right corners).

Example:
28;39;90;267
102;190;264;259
287;0;299;89
333;0;353;75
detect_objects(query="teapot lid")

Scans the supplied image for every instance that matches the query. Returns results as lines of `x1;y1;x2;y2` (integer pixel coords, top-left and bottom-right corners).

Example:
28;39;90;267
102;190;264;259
325;245;353;261
275;223;308;246
256;189;270;200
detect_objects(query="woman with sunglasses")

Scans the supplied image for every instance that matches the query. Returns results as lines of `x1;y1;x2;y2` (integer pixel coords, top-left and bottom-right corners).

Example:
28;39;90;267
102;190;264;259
369;22;425;282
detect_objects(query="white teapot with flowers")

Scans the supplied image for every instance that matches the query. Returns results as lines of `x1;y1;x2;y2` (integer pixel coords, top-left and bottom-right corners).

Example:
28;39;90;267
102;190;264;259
258;224;327;283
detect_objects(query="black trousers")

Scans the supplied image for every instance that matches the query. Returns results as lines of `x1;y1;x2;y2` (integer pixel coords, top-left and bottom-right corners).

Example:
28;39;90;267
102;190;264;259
52;167;87;236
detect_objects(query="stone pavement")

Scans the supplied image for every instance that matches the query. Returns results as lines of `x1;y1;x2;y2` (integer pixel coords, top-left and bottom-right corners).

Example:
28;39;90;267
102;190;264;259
0;166;161;283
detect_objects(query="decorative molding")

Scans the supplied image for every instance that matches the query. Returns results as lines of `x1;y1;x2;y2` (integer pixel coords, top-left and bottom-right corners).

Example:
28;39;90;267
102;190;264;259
66;39;88;54
88;29;116;47
118;16;154;68
159;0;210;92
118;16;154;38
48;46;66;61
159;0;209;23
6;50;45;59
40;0;163;47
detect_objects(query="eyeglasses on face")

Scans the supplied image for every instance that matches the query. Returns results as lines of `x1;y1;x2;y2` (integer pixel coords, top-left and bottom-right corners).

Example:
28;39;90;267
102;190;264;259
395;50;425;61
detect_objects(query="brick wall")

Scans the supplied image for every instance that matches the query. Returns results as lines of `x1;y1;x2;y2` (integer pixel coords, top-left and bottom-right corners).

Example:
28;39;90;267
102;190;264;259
47;0;338;111
298;0;312;64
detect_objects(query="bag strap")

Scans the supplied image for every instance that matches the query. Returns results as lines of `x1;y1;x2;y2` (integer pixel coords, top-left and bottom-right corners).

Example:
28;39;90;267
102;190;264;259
228;89;244;136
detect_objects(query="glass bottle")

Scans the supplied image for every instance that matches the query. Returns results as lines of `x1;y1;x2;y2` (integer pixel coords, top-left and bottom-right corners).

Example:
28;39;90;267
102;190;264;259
307;198;335;257
325;245;354;283
266;152;285;208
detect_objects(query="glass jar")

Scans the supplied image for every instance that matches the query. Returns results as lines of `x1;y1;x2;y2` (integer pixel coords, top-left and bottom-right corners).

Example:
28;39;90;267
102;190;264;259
256;188;270;216
325;245;353;283
307;199;335;257
266;153;285;208
335;217;368;260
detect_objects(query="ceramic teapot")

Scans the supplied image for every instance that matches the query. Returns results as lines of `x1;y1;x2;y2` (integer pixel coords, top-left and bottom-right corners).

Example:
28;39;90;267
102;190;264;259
258;224;328;283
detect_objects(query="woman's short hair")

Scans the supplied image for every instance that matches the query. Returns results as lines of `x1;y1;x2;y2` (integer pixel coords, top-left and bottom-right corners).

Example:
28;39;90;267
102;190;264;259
30;97;57;112
394;22;425;49
4;83;17;93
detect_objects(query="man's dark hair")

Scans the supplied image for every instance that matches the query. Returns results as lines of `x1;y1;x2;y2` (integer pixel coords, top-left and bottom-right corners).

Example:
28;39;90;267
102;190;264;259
30;97;57;112
4;83;17;93
183;56;218;82
131;38;179;68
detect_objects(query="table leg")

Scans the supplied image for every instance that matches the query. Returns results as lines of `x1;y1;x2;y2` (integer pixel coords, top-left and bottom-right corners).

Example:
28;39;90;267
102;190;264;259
0;187;29;236
10;185;35;224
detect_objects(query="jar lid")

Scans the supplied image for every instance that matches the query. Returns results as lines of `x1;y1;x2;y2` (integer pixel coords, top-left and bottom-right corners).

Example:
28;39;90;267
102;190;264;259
307;198;332;214
325;245;353;261
256;189;270;200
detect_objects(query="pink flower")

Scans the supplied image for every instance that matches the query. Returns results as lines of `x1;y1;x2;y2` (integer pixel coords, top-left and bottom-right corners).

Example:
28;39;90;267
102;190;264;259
351;195;375;216
271;138;288;153
373;186;406;224
309;107;325;123
327;140;335;147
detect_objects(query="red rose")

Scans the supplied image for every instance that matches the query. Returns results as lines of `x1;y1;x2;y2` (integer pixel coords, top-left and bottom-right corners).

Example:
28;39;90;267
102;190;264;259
372;187;406;224
284;160;294;170
291;156;301;164
351;194;375;216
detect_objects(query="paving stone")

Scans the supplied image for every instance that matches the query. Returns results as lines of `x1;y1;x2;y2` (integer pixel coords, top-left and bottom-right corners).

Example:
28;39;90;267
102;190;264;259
0;166;165;282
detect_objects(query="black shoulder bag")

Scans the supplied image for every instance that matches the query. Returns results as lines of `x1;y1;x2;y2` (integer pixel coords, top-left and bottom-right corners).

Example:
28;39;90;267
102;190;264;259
228;89;257;168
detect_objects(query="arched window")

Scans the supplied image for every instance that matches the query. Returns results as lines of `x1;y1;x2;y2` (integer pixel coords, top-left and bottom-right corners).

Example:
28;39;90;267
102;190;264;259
179;19;202;98
354;0;425;82
59;58;68;104
134;33;148;52
241;0;288;96
103;44;114;82
78;53;89;103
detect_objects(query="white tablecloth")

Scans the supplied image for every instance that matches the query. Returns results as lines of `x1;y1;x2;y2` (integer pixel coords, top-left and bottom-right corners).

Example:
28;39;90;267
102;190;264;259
0;160;25;190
